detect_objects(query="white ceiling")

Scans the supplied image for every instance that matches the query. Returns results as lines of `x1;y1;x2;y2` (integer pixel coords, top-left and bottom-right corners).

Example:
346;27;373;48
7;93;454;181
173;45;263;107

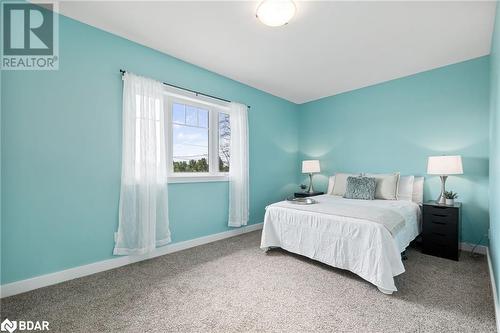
53;1;496;104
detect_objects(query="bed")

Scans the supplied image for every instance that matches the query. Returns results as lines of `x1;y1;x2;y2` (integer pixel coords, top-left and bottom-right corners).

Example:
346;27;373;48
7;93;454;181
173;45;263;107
260;175;423;294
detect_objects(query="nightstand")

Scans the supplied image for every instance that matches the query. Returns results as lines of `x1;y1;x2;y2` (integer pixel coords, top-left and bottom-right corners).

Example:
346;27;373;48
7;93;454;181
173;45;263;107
294;191;324;198
422;201;461;261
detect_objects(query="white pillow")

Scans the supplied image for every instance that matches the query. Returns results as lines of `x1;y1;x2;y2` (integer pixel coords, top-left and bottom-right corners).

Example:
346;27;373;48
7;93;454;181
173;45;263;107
398;175;415;201
327;176;335;195
331;173;361;196
412;176;424;204
365;172;400;200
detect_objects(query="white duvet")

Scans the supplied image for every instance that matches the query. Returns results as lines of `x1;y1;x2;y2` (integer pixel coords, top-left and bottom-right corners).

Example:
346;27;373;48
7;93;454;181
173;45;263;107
260;195;421;293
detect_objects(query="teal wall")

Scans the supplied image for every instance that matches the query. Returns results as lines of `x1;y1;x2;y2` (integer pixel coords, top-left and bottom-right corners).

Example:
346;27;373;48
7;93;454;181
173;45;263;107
298;57;490;246
1;15;299;284
489;2;500;303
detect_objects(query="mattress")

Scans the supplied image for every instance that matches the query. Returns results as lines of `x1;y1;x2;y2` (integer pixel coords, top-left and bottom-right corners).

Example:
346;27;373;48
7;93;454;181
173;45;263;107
260;195;421;293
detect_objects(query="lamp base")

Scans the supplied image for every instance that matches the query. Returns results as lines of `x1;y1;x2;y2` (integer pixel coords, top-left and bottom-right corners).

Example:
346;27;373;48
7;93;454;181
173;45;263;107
436;195;446;205
306;173;315;193
435;175;448;205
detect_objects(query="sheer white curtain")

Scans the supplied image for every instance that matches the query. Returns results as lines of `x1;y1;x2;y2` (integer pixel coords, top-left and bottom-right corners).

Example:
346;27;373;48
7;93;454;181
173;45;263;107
228;102;249;227
114;73;171;255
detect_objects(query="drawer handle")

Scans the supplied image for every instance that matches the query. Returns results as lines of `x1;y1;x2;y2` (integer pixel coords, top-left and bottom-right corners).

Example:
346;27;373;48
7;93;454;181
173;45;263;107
432;232;446;237
431;220;446;225
432;213;448;217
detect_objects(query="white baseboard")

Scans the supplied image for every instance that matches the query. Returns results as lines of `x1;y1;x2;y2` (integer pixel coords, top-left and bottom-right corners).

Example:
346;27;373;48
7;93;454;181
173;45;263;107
0;223;263;298
460;242;488;255
487;248;500;333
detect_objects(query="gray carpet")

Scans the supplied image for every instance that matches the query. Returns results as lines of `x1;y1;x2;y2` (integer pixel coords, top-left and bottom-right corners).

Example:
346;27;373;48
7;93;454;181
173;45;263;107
1;231;496;332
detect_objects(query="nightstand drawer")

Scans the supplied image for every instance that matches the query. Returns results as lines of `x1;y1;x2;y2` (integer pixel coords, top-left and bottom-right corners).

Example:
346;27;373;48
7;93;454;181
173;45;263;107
423;219;457;237
423;241;459;261
423;205;457;218
423;230;457;246
424;213;457;226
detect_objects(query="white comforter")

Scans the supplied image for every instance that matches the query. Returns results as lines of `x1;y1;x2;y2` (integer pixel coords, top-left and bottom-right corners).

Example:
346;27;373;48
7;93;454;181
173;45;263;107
260;195;420;292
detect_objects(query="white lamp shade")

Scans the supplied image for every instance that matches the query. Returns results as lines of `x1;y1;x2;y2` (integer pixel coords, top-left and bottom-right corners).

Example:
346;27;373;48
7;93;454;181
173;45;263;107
302;160;320;173
427;155;463;175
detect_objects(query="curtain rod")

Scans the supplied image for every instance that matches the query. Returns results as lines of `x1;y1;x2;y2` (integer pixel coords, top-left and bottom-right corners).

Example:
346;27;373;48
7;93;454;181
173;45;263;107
120;69;250;109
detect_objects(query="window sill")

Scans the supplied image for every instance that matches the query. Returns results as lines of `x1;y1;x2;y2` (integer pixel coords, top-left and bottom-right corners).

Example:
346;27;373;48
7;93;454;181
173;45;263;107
167;175;229;184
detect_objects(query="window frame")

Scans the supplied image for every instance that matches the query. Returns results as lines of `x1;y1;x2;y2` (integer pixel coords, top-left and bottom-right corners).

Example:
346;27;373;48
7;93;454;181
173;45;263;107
164;90;231;183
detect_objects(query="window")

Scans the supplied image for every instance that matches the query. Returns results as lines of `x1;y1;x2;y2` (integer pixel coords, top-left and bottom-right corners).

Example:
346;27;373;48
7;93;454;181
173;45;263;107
166;95;230;180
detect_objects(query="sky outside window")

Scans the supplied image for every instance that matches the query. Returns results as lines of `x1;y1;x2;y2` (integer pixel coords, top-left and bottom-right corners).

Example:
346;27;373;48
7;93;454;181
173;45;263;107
172;103;209;172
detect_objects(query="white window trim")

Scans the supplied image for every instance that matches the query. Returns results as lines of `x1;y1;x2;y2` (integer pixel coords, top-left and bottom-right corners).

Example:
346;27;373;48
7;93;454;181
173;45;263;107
167;175;229;184
164;89;231;183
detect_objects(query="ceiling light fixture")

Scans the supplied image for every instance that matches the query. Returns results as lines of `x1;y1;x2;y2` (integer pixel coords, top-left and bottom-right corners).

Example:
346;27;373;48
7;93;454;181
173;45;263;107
256;0;296;27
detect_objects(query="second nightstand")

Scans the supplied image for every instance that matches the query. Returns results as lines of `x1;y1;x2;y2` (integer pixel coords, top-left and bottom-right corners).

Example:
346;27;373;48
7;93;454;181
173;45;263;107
294;191;324;198
422;201;461;261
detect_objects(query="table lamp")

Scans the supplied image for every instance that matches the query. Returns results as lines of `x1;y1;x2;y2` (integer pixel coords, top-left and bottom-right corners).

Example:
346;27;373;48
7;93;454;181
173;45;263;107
302;160;321;193
427;155;463;204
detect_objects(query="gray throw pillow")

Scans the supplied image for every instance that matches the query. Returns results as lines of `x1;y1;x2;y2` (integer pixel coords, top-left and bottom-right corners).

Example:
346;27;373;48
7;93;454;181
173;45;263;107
343;176;376;200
